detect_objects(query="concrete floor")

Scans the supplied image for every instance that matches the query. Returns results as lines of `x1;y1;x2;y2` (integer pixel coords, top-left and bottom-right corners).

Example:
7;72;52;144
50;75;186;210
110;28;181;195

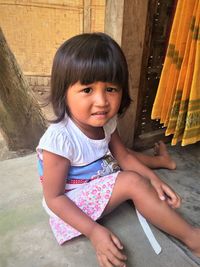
0;143;200;267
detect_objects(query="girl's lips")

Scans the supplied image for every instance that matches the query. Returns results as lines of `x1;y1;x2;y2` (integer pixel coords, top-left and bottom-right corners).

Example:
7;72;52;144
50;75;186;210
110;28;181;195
91;111;108;118
92;111;107;115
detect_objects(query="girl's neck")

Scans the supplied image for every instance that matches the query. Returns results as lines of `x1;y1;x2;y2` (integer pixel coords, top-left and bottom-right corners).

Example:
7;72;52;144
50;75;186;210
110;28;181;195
70;117;105;140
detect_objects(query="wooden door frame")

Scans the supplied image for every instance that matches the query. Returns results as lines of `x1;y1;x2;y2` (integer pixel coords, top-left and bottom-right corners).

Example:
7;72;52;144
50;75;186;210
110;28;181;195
105;0;150;148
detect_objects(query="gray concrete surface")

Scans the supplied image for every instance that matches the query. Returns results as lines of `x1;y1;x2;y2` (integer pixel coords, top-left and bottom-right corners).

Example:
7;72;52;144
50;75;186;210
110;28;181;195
0;144;200;267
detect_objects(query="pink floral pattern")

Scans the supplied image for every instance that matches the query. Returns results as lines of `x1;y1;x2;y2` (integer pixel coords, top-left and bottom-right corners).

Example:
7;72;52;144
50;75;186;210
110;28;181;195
49;172;119;245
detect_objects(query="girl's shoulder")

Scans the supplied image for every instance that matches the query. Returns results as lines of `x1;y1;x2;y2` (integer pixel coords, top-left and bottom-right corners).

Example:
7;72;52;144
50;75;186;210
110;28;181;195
40;116;69;142
36;116;74;159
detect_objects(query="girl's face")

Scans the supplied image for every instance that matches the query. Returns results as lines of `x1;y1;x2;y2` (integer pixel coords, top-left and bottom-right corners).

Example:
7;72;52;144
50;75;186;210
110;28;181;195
65;81;122;132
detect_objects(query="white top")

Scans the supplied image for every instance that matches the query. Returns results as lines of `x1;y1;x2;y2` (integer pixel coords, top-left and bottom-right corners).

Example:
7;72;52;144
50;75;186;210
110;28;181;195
37;115;117;166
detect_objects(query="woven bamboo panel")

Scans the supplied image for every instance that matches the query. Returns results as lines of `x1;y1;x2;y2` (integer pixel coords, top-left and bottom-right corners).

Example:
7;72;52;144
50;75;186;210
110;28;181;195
91;0;105;30
92;0;104;4
0;0;105;76
91;3;105;32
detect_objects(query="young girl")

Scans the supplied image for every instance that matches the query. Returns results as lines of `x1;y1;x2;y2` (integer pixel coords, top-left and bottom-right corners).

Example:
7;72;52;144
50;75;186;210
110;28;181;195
37;32;200;267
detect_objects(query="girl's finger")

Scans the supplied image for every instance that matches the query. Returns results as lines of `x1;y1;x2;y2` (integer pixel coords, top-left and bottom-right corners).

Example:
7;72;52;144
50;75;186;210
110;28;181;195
106;250;126;267
96;253;104;267
110;233;123;250
110;234;127;261
162;185;181;208
100;254;113;267
167;193;181;208
162;184;177;200
154;186;165;201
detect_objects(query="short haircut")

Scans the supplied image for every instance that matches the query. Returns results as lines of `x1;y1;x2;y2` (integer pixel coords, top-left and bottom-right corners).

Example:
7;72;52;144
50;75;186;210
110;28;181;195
50;32;131;122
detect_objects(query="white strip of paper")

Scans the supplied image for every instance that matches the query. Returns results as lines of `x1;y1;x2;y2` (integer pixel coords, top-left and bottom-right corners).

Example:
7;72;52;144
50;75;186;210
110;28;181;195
136;209;162;255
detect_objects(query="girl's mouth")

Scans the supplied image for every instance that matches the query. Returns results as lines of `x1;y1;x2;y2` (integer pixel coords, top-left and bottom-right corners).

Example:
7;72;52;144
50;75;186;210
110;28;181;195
92;111;107;115
91;111;108;118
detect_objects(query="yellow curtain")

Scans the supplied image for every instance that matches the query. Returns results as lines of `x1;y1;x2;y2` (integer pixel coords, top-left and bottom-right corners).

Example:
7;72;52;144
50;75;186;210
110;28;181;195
151;0;200;146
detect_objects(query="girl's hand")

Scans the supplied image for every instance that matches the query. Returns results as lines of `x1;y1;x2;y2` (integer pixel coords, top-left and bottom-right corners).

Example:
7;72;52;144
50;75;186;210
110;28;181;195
150;177;181;209
89;224;127;267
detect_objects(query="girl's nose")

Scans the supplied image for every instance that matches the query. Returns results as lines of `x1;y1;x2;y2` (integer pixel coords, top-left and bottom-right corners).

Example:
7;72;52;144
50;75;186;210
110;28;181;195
94;92;108;106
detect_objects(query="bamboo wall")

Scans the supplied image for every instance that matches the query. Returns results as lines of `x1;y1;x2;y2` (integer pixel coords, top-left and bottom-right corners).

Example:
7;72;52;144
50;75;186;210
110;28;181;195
0;0;105;77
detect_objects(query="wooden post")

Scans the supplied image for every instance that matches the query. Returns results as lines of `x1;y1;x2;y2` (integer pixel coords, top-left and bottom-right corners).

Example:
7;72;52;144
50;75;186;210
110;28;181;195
104;0;124;45
83;0;91;33
105;0;149;148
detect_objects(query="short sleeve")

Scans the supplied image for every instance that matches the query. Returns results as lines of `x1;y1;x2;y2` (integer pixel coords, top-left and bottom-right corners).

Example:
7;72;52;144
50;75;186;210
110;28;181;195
36;126;73;160
103;115;117;136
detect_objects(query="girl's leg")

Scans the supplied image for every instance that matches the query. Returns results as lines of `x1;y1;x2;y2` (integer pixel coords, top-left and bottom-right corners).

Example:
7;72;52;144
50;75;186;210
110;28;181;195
128;141;176;169
104;171;200;256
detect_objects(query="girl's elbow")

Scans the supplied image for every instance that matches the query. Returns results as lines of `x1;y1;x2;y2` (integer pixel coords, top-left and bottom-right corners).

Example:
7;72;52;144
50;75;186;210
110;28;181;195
44;191;65;208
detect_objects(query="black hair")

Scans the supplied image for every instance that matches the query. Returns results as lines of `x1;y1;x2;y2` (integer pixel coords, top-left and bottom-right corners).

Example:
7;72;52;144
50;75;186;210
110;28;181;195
50;32;131;122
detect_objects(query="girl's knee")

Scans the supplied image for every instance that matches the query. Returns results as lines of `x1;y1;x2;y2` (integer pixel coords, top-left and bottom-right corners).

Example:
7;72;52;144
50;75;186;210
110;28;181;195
118;171;149;191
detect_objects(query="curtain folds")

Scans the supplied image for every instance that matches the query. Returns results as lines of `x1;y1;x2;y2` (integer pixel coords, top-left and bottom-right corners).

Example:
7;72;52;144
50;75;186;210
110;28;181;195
151;0;200;146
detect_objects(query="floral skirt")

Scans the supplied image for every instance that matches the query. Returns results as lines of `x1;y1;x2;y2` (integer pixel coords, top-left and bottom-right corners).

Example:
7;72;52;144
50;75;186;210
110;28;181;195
42;172;119;245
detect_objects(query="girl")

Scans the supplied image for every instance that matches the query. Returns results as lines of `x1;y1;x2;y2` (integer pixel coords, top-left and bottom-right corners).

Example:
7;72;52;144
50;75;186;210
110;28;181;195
37;32;200;267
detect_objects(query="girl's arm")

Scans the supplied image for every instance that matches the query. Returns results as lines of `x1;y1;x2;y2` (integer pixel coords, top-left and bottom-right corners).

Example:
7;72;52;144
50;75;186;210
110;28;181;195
109;130;181;208
43;150;96;236
42;150;127;266
109;130;161;180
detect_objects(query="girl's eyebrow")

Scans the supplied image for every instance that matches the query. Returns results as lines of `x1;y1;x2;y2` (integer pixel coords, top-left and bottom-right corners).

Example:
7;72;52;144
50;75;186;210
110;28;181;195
79;82;120;88
107;82;120;86
79;82;94;87
107;84;119;87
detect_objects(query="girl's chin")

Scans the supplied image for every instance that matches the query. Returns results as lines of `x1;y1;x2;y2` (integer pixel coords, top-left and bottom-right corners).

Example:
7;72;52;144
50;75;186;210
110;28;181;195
90;117;110;126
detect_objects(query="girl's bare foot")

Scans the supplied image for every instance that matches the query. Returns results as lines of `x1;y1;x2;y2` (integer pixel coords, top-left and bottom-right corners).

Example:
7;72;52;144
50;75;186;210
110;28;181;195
154;141;176;170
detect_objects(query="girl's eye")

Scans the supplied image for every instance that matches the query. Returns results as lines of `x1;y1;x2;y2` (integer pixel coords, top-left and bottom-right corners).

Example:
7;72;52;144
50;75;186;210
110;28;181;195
106;87;119;92
82;87;92;93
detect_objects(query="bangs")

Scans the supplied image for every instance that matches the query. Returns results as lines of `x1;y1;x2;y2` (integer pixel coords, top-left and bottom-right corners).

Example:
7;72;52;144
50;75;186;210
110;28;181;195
70;54;125;86
65;35;128;87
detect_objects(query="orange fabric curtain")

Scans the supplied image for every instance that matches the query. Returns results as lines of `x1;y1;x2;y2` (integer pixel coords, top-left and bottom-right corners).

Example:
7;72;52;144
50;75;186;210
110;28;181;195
151;0;200;146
